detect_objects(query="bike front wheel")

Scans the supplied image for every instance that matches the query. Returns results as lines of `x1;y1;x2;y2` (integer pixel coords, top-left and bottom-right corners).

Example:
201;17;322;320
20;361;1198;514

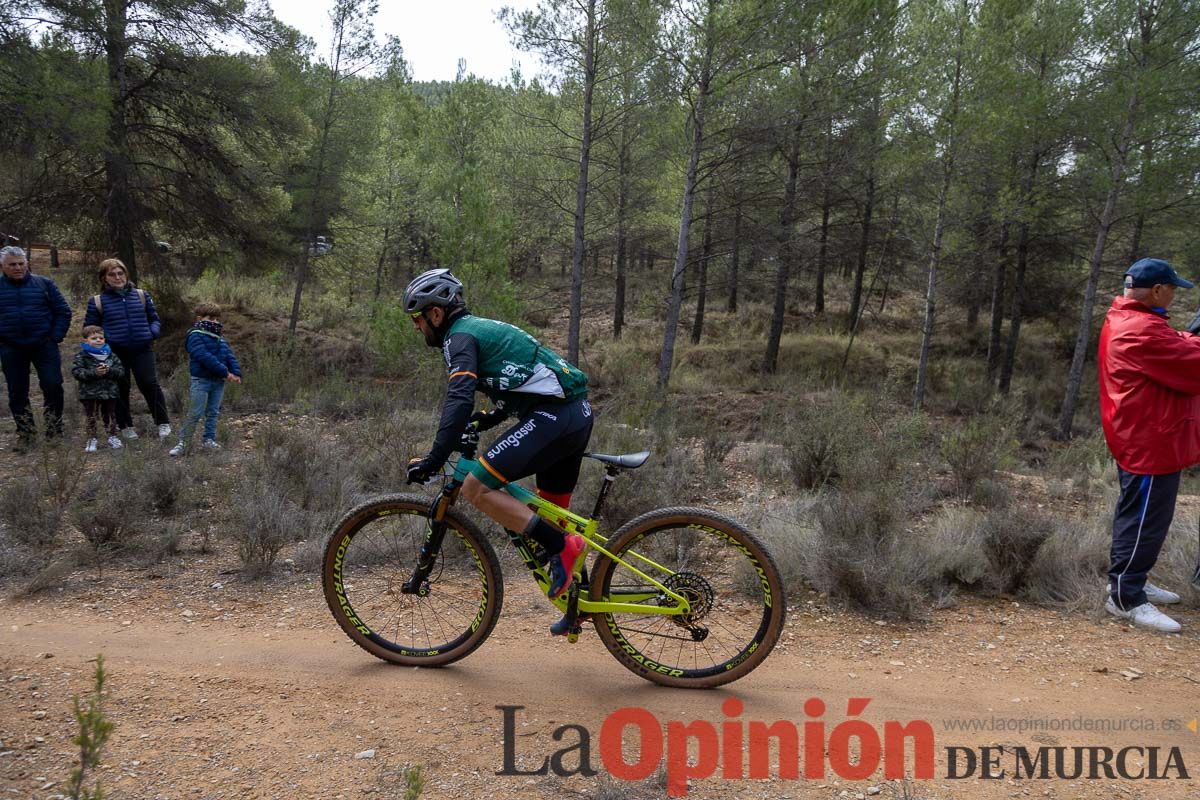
321;494;503;666
589;507;786;688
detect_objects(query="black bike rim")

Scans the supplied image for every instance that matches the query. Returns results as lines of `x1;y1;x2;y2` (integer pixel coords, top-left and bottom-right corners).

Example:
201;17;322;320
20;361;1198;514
600;525;776;679
330;508;491;658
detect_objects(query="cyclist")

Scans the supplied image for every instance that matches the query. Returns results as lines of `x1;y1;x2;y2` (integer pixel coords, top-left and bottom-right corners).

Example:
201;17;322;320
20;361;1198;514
402;269;592;632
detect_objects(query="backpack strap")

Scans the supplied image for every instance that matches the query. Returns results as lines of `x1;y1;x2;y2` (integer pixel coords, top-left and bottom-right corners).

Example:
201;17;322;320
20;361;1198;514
92;289;145;317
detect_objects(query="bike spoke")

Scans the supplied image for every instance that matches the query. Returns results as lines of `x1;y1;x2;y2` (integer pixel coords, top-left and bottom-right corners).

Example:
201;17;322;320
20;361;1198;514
337;519;487;652
599;520;778;681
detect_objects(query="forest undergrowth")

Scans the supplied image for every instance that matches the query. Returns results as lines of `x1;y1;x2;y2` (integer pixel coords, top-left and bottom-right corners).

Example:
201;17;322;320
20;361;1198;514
2;270;1197;621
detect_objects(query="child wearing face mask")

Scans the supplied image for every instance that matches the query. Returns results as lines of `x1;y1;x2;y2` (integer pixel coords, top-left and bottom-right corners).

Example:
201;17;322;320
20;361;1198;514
169;303;242;456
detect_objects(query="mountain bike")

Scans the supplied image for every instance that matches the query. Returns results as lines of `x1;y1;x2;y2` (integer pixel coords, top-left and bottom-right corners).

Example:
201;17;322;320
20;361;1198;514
320;425;786;688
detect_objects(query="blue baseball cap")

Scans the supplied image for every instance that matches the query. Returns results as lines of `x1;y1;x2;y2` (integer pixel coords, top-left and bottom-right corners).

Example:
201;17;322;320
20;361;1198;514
1124;258;1194;289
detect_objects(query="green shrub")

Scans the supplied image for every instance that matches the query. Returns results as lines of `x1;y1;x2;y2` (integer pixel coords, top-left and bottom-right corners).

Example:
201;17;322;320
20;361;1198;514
925;504;1100;604
135;520;184;563
231;479;302;577
924;509;994;588
0;476;59;551
980;508;1053;593
344;410;428;493
765;395;931;492
126;450;188;515
72;473;147;573
223;343;307;411
805;487;926;618
1022;516;1109;608
760;490;1108;618
370;303;431;364
939;414;1017;498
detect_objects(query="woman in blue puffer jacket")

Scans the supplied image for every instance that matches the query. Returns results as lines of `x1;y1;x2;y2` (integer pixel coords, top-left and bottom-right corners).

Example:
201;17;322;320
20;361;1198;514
83;258;172;439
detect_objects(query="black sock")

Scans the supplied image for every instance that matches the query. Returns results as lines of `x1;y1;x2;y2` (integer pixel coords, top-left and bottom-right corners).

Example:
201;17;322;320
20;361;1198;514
523;516;565;555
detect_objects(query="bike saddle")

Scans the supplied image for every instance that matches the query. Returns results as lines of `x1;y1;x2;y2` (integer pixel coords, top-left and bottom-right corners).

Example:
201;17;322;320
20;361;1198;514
583;450;651;469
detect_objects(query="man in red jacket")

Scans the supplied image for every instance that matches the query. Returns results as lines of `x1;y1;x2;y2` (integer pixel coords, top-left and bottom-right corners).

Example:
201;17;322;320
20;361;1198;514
1098;257;1200;633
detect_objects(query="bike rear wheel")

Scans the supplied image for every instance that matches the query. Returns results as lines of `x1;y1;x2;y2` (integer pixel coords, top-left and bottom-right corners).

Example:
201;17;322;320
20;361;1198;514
589;507;785;688
321;494;503;666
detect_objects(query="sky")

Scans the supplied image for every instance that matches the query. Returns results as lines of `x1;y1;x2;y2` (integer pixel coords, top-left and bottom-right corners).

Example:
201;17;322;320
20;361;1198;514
268;0;542;83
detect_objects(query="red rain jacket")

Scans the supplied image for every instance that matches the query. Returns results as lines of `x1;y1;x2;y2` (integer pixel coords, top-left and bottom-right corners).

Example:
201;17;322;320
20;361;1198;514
1098;296;1200;475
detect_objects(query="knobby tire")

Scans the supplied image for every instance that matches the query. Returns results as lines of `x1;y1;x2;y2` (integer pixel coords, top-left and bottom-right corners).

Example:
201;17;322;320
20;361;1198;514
321;494;503;666
589;507;786;688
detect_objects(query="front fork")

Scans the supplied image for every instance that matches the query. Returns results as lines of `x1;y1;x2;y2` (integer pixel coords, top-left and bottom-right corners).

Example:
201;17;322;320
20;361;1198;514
401;485;459;595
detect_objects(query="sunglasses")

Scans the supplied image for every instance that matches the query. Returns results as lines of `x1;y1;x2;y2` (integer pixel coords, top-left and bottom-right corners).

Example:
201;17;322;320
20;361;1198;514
409;310;424;322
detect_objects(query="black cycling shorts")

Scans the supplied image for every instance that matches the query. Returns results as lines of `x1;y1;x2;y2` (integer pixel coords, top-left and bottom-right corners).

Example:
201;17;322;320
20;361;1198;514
472;398;593;494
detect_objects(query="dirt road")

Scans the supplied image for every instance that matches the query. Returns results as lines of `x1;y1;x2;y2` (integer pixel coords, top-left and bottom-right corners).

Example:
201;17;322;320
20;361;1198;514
2;555;1198;800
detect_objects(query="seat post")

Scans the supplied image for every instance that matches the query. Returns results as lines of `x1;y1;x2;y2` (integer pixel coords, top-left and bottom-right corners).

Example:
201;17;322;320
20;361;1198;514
591;466;620;520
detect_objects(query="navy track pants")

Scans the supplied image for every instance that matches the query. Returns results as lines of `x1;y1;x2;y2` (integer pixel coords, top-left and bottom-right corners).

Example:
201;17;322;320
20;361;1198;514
1109;468;1179;611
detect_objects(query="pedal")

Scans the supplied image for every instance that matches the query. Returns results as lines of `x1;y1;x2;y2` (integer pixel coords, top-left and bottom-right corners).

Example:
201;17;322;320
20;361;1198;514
566;624;582;644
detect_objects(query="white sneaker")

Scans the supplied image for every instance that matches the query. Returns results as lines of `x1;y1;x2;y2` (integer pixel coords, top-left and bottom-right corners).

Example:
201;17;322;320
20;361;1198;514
1105;598;1181;633
201;439;221;451
84;438;98;453
169;443;186;457
121;427;139;440
1107;581;1180;605
158;424;172;439
107;435;124;450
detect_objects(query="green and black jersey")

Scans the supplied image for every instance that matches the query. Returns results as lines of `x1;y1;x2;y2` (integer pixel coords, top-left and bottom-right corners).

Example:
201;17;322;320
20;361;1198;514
427;312;588;465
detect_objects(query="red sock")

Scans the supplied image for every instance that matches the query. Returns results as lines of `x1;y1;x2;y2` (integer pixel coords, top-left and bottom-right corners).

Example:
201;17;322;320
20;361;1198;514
536;488;572;509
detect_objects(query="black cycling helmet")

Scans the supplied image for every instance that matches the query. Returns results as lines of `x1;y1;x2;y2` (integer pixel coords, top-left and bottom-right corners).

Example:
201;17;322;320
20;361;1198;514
403;268;464;314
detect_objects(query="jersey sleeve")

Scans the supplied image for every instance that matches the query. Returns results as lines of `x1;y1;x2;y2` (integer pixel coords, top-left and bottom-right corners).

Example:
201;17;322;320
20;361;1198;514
428;331;480;465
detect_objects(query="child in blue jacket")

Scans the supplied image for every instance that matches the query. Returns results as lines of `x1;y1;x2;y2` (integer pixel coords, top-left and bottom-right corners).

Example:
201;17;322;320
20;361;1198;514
170;303;242;456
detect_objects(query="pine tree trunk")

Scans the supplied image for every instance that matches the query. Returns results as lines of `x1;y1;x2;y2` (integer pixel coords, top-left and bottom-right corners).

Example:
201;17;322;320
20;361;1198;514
815;196;830;314
985;221;1010;385
965;210;991;331
567;0;598;364
291;14;348;335
727;207;740;312
614;123;630;339
614;233;627;340
657;7;714;392
997;219;1030;394
1127;211;1145;265
913;177;950;411
1123;142;1152;263
1058;89;1139;437
691;188;714;344
878;192;900;315
103;0;140;283
815;116;832;314
998;125;1045;392
847;164;875;332
373;224;390;303
913;9;964;411
764;121;803;374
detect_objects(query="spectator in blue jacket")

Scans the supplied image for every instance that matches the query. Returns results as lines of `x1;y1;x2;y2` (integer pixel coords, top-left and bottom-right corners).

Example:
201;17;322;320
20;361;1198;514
170;302;242;456
0;245;72;449
84;258;172;440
